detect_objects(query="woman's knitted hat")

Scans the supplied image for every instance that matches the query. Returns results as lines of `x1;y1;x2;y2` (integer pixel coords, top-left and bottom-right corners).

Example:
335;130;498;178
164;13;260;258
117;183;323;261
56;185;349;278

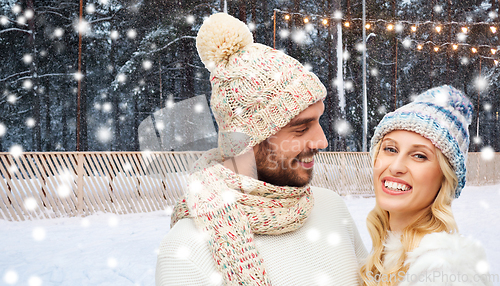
196;13;327;158
370;85;473;198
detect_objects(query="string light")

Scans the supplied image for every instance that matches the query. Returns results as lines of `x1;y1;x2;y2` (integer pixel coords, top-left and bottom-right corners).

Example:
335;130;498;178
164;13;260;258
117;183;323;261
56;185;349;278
495;60;499;65
273;10;500;64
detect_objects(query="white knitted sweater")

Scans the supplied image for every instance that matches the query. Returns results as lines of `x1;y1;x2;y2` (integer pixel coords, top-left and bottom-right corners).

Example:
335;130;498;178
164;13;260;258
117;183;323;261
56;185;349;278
156;186;368;286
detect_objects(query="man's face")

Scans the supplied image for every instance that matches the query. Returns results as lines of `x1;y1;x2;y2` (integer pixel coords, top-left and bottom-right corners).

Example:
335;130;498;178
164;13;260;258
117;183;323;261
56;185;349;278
253;101;328;187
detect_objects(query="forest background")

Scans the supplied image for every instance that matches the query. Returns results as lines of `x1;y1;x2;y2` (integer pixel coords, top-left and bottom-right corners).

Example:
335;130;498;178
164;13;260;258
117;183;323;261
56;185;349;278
1;0;499;153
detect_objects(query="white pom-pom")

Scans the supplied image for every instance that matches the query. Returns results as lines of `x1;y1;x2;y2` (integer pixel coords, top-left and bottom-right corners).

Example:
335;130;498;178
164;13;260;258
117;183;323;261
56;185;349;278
196;13;253;72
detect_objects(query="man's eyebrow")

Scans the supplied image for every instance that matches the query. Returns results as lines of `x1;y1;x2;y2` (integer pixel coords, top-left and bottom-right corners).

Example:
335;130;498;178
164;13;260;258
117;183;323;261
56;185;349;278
288;118;315;127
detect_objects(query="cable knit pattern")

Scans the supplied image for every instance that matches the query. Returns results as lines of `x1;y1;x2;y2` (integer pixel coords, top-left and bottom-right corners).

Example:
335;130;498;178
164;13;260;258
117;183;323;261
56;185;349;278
196;13;326;158
171;149;314;285
370;85;473;198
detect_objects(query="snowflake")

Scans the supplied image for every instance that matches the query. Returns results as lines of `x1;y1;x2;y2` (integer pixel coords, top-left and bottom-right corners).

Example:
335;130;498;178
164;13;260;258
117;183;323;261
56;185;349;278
210;272;222;285
186;15;195;24
457;33;467;42
74;71;84;80
23;53;33;64
110;30;119;40
33;227;46;241
3;270;18;284
155;121;165;130
434;5;443;13
395;23;403;33
335;120;350;135
166;99;175;109
40;50;47;57
342;49;350;61
117;73;127;83
489;11;498;19
28;276;42;286
278;29;290;39
0;16;9;26
194;103;204;113
480;146;494;161
222;190;236;204
333;10;342;20
97;127;112;143
474;76;488;91
24;197;37;211
327;232;341;246
344;80;354;91
9;145;23;158
370;68;379;76
108;215;119;227
292;30;307;44
305;23;314;32
99;0;109;4
86;3;96;14
54;27;64;38
484;103;492;111
247;22;256;31
75;19;89;35
460;57;469;65
17;16;26;25
26;117;36;128
306;228;321;242
303;63;312;72
473;136;481;144
175;246;191;259
355;42;366;53
57;184;71;198
107;257;118;268
142;60;152;70
402;38;411;48
475;260;490;274
12;4;22;14
23;79;33;90
102;102;112;112
127;29;137;39
0;123;6;137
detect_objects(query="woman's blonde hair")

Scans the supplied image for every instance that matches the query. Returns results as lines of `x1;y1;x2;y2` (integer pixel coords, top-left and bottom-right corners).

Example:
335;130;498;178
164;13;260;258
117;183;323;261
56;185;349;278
360;139;459;286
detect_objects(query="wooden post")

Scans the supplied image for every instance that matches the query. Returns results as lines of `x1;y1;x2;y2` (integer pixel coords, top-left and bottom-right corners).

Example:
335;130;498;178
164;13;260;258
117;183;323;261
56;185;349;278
77;153;84;216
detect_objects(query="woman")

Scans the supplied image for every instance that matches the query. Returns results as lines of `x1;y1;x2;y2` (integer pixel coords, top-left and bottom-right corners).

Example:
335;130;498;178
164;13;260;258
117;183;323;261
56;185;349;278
360;85;493;286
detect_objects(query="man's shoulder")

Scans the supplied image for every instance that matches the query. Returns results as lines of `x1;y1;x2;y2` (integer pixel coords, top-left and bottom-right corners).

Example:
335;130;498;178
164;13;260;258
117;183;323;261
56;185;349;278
310;186;346;207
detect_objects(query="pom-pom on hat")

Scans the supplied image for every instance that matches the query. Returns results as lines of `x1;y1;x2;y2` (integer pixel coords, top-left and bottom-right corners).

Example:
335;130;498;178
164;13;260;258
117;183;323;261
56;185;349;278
196;13;327;158
370;85;473;198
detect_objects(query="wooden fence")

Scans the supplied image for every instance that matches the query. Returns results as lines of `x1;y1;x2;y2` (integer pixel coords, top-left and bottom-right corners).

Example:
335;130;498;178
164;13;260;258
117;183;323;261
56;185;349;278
1;152;499;221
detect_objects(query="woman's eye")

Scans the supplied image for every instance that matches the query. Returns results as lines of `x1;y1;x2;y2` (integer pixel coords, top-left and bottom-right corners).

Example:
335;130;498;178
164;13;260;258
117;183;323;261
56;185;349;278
414;154;428;160
383;147;397;153
296;128;308;133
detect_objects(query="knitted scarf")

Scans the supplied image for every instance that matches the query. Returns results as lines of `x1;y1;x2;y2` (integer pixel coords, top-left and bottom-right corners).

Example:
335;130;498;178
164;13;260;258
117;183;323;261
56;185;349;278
171;149;314;285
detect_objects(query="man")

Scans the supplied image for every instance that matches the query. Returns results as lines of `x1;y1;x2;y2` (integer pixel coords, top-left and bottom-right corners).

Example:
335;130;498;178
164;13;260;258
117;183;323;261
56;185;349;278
156;13;367;286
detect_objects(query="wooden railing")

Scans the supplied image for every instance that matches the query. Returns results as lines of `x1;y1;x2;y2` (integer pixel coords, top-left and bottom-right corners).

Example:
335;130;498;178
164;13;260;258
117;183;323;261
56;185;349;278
1;152;499;221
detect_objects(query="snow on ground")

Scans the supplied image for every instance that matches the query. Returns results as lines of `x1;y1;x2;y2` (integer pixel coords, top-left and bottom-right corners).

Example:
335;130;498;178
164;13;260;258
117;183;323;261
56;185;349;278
1;185;499;286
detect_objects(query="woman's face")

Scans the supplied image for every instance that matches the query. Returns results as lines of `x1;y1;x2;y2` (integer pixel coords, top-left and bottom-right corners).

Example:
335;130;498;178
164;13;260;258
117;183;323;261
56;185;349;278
373;130;444;226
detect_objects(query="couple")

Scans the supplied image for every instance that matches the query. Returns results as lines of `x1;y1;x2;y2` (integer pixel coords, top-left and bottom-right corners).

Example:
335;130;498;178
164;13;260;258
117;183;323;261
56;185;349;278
156;13;491;286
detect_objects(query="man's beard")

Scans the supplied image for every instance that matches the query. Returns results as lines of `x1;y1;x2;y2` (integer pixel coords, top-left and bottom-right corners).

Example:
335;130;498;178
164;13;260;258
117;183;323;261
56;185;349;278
254;140;317;187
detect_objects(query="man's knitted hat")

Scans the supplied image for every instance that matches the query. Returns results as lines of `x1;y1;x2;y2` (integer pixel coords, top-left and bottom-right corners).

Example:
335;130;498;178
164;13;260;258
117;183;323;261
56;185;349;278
196;13;327;158
370;85;473;198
